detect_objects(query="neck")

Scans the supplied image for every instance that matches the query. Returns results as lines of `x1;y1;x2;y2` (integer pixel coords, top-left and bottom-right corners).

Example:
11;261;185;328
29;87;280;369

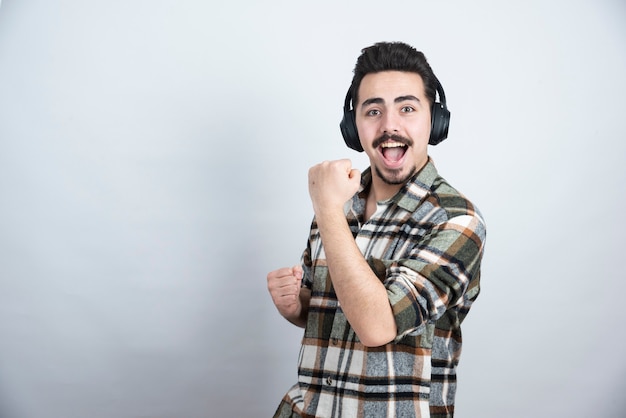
364;177;402;220
369;176;404;203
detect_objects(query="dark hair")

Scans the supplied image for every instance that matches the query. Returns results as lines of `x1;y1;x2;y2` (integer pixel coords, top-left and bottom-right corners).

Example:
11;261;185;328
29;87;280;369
349;42;438;108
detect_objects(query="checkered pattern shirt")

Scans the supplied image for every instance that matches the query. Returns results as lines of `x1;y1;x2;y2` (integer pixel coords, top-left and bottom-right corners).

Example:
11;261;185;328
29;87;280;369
274;159;486;418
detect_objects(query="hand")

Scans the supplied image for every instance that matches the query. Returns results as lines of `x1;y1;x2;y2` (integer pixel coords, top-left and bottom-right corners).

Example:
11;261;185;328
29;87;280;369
267;265;303;320
308;159;361;216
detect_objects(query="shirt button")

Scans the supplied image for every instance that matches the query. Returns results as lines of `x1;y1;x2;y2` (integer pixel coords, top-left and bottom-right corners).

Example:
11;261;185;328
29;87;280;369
331;338;339;346
326;376;333;385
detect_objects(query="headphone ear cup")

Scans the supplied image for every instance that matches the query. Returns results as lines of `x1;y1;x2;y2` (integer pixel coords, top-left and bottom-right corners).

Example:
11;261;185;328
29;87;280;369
340;109;363;152
429;102;450;146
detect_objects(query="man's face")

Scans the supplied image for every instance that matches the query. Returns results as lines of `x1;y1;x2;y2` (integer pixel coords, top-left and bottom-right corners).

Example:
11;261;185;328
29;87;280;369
355;71;431;186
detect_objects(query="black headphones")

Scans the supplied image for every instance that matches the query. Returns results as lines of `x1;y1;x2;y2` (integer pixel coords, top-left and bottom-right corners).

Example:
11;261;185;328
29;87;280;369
339;77;450;152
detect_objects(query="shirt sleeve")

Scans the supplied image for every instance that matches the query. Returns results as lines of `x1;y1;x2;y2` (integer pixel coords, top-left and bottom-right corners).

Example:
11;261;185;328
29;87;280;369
384;213;486;341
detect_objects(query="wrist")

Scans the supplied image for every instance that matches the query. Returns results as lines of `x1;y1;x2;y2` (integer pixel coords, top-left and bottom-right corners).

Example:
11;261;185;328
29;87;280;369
285;302;307;328
315;207;347;232
314;202;346;221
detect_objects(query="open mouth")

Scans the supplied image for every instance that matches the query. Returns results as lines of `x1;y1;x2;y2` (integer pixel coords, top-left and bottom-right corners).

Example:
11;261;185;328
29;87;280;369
379;140;408;164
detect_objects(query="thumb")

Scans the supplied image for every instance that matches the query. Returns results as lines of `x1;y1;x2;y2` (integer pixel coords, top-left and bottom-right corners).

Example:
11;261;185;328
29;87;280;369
348;168;361;183
292;264;303;279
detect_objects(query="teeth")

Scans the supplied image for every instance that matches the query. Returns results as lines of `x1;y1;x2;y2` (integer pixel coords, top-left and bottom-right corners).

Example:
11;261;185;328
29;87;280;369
381;141;405;148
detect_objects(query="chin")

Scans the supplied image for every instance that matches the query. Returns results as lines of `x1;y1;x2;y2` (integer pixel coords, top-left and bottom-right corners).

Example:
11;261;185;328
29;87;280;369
375;165;416;185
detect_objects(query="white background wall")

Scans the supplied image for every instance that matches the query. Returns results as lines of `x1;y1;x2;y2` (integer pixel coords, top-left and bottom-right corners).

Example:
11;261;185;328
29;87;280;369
0;1;625;417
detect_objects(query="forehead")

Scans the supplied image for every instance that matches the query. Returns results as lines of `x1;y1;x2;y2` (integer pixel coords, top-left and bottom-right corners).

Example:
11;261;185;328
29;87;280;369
357;71;426;105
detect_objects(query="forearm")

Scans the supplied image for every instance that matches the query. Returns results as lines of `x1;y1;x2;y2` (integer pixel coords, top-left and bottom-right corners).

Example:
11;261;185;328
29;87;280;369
316;209;396;347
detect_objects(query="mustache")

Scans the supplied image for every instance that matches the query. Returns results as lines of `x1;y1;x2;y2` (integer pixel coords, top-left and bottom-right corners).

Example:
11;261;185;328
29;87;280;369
372;134;413;149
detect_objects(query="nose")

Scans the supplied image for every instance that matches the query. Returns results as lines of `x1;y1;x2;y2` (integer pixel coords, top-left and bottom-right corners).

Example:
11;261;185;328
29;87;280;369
381;111;400;135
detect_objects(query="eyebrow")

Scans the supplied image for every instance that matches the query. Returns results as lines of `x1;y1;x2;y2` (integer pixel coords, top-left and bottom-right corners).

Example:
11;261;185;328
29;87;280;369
360;95;421;107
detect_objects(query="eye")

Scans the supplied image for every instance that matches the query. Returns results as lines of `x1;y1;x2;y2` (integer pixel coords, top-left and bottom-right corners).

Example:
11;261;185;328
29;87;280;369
366;109;381;116
400;105;415;113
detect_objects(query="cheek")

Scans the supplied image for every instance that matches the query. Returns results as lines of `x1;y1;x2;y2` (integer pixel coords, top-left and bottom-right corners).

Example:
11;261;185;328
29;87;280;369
356;121;377;142
414;116;433;139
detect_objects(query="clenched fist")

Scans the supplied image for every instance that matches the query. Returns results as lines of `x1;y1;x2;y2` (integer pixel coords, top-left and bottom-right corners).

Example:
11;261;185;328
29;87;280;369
308;159;361;216
267;265;304;321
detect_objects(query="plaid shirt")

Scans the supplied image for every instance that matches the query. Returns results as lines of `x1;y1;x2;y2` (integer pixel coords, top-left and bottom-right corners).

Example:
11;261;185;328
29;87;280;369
274;159;486;418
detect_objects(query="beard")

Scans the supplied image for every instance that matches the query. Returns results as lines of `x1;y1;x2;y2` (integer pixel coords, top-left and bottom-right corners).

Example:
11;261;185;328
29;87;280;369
374;164;417;185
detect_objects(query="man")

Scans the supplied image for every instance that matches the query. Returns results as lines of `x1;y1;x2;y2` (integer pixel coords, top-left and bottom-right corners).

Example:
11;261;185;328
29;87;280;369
267;41;486;418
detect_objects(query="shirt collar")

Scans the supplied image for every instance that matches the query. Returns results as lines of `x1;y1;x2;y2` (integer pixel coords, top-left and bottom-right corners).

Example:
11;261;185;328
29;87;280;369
357;158;439;212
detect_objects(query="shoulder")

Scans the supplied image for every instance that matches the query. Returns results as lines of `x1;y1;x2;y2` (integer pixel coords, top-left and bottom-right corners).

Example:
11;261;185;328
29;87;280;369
409;164;485;234
429;175;481;220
